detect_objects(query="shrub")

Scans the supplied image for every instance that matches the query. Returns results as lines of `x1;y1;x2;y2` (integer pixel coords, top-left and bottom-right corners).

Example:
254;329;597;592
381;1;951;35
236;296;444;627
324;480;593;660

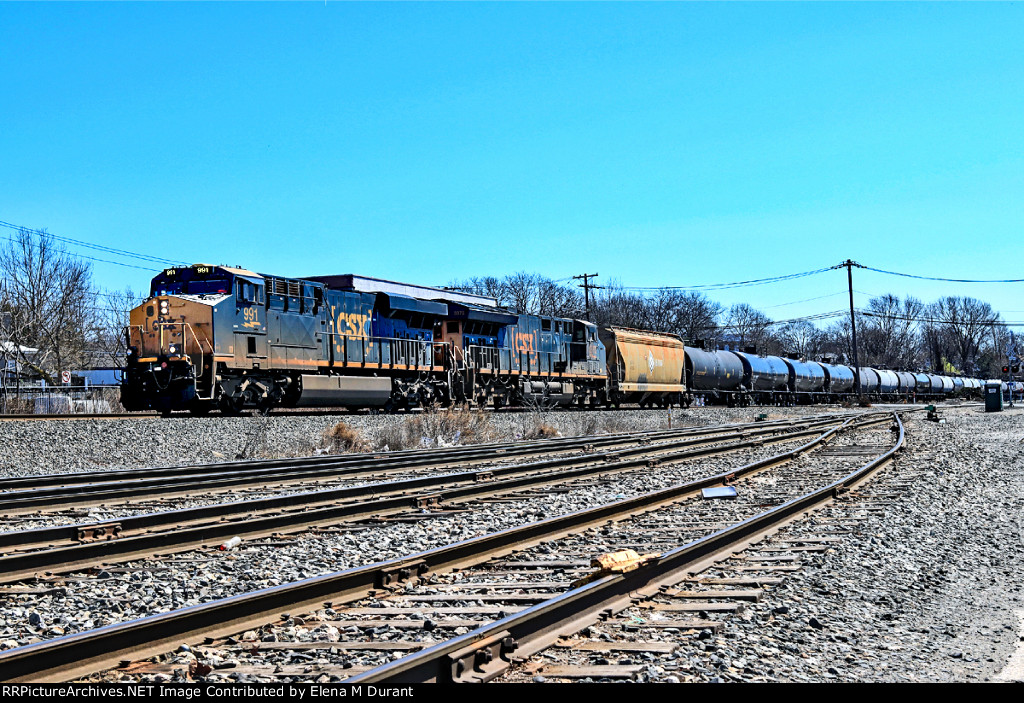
321;421;369;453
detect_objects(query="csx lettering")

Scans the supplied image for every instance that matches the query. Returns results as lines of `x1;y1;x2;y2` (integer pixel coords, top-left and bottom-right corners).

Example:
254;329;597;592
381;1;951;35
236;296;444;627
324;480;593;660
511;331;536;353
337;312;368;336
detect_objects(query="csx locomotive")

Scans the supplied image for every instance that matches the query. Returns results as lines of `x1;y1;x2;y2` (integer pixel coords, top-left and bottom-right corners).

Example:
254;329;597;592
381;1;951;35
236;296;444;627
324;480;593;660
122;264;982;414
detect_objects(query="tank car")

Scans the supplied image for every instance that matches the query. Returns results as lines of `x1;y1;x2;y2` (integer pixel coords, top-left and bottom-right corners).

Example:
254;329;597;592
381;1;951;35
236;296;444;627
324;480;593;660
784;357;826;402
733;352;789;404
685;347;744;405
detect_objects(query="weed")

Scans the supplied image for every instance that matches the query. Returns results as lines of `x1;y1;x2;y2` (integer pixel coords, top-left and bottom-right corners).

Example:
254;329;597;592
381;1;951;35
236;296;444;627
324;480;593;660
321;421;369;454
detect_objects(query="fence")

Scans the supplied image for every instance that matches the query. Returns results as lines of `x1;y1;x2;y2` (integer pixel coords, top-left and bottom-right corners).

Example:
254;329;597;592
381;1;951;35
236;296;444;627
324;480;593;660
0;382;123;414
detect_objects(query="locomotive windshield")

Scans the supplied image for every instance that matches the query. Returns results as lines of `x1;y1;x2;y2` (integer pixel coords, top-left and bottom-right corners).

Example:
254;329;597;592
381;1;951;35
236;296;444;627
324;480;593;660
151;266;233;297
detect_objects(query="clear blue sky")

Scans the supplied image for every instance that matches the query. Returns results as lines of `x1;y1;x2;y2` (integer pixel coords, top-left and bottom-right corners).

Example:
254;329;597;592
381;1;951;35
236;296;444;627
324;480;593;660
2;3;1023;324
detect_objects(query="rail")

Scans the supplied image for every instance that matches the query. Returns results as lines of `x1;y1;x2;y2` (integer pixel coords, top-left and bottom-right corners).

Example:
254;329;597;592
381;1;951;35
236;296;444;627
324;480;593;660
0;412;894;682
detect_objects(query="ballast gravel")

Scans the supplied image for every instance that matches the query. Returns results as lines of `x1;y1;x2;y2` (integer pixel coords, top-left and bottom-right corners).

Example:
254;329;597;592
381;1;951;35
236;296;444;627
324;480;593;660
4;403;1020;684
518;405;1024;684
0;406;853;477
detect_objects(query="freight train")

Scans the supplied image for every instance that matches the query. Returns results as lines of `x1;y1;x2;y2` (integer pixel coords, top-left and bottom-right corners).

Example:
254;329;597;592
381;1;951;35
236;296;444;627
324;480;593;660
122;264;984;414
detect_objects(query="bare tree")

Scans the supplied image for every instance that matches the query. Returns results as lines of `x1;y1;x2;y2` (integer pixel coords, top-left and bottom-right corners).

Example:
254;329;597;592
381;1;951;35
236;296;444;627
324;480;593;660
0;227;96;383
923;296;1000;374
858;294;925;369
93;287;142;368
778;320;822;358
723;303;774;351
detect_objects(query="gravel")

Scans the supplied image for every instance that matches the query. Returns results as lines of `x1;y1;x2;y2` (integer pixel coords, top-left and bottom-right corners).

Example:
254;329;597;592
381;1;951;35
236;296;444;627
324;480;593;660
0;406;854;477
552;405;1024;683
6;402;1017;684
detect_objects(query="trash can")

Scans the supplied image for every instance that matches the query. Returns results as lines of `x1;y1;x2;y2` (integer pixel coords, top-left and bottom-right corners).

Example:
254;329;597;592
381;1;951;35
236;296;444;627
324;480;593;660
985;382;1003;412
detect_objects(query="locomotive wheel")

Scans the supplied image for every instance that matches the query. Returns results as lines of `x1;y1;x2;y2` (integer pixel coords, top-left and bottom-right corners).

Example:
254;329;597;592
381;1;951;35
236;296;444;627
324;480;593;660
219;395;243;416
189;400;213;416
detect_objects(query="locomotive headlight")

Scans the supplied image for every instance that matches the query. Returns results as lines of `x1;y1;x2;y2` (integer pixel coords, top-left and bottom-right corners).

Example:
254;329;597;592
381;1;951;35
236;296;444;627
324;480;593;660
159;300;169;315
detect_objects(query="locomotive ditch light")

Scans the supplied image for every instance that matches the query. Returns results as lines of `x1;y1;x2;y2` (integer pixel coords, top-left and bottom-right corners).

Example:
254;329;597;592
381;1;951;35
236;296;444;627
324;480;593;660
168;344;179;356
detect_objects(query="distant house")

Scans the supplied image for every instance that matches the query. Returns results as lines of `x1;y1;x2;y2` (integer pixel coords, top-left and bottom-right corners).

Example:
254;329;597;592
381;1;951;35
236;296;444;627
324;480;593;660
75;367;123;386
0;340;40;384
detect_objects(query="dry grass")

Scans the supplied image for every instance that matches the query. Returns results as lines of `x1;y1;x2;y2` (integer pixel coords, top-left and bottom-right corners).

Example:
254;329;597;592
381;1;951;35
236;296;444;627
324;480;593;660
523;422;561;439
321;421;369;454
374;406;498;451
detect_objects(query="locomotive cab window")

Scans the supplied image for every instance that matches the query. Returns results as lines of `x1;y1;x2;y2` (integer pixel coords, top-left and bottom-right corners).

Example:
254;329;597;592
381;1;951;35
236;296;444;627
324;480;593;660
237;281;257;304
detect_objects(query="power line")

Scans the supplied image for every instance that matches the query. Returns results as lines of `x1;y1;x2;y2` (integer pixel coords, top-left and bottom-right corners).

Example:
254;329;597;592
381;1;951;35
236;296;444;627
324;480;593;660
856;263;1024;284
760;291;849;310
0;234;161;272
0;220;185;269
618;265;840;292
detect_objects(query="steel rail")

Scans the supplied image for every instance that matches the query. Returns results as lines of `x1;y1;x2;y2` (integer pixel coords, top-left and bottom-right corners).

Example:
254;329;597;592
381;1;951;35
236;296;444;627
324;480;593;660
0;417;851;582
0;413;891;683
350;412;906;683
0;417;849;514
0;415;833;494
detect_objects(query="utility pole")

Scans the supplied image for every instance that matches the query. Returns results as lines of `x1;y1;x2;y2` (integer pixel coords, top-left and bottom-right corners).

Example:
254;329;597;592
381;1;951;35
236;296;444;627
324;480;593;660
844;260;862;399
1007;331;1017;408
573;273;604;321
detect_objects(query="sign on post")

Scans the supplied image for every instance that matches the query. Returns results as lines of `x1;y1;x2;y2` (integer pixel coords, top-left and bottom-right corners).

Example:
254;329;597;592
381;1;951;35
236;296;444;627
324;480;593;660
61;370;71;385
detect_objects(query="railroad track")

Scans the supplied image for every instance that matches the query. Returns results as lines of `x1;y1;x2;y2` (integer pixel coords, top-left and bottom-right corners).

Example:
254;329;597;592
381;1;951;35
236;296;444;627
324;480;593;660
0;410;906;682
0;400;968;422
0;414;844;519
0;415;850;583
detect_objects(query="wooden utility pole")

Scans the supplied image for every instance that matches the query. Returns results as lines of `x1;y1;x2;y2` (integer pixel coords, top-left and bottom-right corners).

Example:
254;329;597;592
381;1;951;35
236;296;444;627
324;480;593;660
844;259;862;398
573;273;604;321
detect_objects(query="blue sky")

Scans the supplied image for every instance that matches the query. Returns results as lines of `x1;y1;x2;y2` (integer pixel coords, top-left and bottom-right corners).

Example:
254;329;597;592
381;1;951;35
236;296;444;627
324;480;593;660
2;3;1023;324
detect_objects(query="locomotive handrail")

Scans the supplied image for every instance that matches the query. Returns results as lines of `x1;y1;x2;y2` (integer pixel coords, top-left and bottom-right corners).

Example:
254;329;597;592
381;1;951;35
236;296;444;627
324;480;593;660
124;324;145;351
151;321;215;401
181;323;214;401
324;333;438;370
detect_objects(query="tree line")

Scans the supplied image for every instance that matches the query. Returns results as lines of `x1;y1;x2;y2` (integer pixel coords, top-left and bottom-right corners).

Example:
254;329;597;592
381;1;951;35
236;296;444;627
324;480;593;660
0;227;138;385
450;273;1013;377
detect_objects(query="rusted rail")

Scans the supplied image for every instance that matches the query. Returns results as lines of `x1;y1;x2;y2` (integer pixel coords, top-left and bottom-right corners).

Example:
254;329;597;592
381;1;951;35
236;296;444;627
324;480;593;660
0;413;898;683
